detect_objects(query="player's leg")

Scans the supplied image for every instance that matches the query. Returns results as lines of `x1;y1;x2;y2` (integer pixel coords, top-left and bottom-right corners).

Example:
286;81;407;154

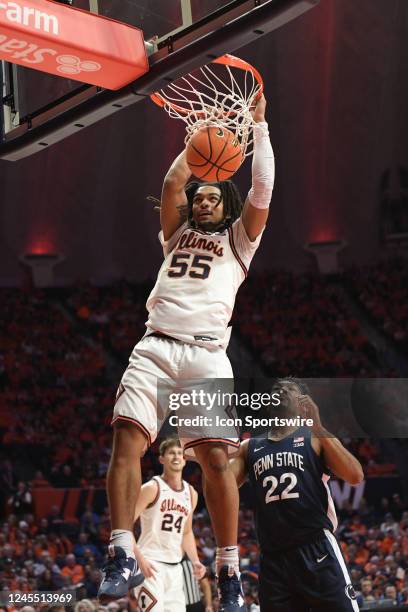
259;554;309;612
163;563;186;612
107;420;146;538
194;443;242;611
99;336;170;600
294;531;359;612
181;345;242;610
195;444;239;548
134;568;165;612
99;421;147;600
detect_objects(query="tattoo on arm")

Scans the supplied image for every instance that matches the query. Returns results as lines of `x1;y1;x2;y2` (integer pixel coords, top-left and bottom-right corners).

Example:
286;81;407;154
176;204;188;221
147;197;188;222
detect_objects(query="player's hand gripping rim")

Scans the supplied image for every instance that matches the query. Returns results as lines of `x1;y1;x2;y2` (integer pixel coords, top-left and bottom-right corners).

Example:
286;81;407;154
250;93;266;123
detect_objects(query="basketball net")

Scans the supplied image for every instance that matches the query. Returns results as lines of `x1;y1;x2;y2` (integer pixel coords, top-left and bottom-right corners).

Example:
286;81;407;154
151;55;263;159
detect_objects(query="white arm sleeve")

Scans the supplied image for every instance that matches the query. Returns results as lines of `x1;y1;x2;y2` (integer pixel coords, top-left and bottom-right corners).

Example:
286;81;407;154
247;121;275;209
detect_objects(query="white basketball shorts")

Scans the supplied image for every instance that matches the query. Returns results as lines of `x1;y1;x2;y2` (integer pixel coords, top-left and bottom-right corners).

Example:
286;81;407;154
112;334;240;458
134;561;185;612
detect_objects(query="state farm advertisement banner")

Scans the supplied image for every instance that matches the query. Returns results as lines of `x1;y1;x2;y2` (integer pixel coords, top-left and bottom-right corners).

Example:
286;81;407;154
0;0;148;89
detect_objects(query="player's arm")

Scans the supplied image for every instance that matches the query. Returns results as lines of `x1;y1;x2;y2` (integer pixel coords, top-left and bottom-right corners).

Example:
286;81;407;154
133;479;159;521
241;95;275;241
200;576;214;612
161;150;192;241
133;480;160;578
299;395;364;486
182;487;206;579
229;439;249;488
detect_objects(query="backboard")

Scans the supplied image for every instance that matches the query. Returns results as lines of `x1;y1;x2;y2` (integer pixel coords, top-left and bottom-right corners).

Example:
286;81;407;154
0;0;319;161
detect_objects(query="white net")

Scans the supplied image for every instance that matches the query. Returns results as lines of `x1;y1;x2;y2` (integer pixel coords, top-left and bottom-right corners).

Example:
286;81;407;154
153;56;262;158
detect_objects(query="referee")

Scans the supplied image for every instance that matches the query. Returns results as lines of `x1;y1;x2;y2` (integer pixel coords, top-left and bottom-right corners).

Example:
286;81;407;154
181;556;213;612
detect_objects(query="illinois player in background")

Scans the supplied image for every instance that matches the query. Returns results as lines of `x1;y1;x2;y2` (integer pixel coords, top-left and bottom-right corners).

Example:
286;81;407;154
98;94;275;611
230;378;364;611
132;437;206;611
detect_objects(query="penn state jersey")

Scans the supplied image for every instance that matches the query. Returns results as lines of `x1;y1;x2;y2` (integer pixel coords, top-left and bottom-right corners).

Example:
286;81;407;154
146;218;262;349
247;427;337;553
137;476;192;563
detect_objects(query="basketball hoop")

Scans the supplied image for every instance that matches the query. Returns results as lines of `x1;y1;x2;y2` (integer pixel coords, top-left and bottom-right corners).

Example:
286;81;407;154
151;54;264;159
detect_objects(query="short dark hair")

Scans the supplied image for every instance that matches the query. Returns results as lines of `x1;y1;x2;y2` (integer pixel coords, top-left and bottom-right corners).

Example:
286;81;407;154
185;180;244;230
159;437;182;457
274;377;310;396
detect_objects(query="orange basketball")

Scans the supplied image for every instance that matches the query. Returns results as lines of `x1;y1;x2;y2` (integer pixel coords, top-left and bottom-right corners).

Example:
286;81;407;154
186;126;243;182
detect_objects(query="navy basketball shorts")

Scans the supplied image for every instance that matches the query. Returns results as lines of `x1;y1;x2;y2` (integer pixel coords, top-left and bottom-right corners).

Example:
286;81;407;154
259;530;359;611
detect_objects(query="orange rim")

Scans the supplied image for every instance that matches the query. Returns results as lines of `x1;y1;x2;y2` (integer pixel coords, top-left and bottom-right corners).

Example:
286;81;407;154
150;54;264;116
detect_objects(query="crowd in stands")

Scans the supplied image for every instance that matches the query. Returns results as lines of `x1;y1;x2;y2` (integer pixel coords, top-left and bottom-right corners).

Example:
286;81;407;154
233;271;381;377
66;282;150;363
0;289;113;498
1;485;408;609
0;272;394;491
345;257;408;353
0;266;407;608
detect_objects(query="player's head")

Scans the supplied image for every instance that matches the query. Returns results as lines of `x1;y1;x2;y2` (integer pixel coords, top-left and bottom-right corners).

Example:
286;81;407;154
159;437;186;474
271;377;310;417
185;180;243;232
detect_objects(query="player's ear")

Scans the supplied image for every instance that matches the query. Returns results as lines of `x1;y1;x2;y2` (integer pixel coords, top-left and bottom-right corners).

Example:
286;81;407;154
159;455;164;465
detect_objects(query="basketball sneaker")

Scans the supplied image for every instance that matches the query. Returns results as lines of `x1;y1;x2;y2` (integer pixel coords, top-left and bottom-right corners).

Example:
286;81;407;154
217;565;245;611
98;545;144;601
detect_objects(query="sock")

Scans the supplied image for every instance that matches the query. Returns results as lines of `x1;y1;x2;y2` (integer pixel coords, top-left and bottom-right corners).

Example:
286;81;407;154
216;546;240;577
109;529;135;559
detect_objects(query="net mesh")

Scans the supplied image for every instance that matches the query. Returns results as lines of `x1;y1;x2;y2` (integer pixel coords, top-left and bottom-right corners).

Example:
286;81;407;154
153;58;262;158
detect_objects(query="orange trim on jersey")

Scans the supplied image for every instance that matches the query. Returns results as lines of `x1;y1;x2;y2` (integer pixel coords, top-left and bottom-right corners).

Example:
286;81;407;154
136;586;158;611
228;227;248;277
188;483;195;511
146;478;160;509
184;437;240;450
158;475;184;493
111;415;151;446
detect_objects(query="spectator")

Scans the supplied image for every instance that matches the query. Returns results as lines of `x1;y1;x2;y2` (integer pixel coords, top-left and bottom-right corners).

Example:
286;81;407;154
381;513;399;537
84;569;102;599
73;533;100;564
384;585;400;605
47;506;65;535
60;554;85;585
38;569;61;591
7;482;33;516
74;600;95;612
80;507;100;538
357;578;375;608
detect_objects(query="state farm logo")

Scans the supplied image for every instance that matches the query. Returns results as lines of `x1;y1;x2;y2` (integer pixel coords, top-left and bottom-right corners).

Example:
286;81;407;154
57;55;101;75
0;33;103;75
0;1;59;36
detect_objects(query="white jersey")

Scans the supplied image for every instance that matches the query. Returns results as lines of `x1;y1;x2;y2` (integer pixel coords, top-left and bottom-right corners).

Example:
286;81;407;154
146;217;263;349
137;476;193;563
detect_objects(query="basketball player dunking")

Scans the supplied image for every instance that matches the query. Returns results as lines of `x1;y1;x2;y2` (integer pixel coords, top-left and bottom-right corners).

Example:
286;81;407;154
98;94;275;611
231;378;364;611
132;438;206;611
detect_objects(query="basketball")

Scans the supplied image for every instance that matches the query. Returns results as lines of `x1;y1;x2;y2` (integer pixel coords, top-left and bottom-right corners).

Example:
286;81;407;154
186;126;243;182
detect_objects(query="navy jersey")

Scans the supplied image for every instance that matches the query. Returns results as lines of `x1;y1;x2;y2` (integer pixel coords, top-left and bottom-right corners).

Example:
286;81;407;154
247;427;337;553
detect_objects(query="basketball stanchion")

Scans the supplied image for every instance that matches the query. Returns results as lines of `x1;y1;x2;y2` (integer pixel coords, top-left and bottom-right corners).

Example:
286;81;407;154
0;0;148;89
0;0;319;161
